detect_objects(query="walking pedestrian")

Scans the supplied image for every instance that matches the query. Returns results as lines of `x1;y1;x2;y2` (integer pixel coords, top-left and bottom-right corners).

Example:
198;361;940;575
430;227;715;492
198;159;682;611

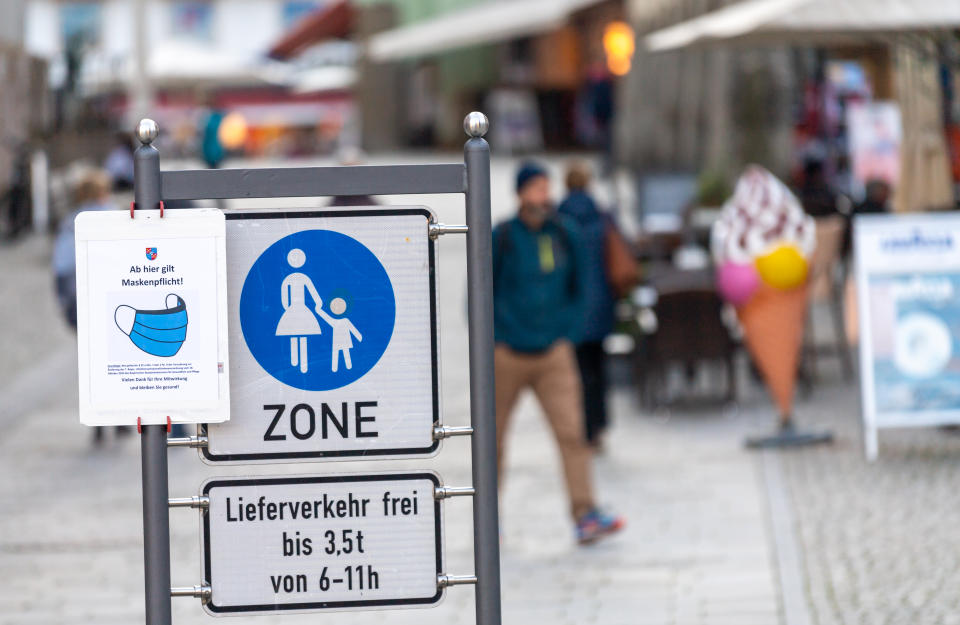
493;162;624;545
52;170;131;445
103;132;135;190
557;161;616;449
199;99;226;170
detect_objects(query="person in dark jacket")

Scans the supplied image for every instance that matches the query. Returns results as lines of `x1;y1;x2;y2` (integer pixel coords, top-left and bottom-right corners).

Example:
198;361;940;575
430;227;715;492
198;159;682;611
799;159;838;217
557;161;615;447
200;104;226;169
493;161;624;545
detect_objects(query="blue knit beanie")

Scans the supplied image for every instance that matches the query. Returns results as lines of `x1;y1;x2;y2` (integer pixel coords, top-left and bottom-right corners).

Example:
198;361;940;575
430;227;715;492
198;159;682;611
516;161;548;193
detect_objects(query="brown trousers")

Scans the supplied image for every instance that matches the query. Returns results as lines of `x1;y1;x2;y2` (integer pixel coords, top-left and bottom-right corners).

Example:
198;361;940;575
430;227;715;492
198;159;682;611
495;340;596;520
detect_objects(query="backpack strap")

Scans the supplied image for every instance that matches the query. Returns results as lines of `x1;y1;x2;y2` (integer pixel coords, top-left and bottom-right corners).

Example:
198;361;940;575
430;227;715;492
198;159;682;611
493;216;575;289
549;217;577;295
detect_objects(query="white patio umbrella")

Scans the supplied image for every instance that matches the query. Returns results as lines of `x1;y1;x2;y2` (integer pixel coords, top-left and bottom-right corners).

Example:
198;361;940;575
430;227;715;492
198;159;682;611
645;0;960;51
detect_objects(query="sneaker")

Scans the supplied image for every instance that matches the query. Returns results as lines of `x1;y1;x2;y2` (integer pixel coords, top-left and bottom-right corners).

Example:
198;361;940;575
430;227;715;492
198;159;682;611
576;508;624;545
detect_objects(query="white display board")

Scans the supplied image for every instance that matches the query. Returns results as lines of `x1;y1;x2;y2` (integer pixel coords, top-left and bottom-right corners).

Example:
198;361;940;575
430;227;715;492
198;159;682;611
847;101;902;190
75;209;230;426
204;209;439;463
855;213;960;459
201;473;443;615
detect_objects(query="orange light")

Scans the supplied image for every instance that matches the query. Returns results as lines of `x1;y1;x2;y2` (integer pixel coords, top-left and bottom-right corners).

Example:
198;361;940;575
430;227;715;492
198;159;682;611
218;112;248;150
603;21;635;76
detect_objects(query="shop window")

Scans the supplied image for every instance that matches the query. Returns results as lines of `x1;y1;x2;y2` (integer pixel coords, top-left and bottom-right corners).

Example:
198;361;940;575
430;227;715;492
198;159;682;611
171;2;214;41
502;37;535;84
60;3;101;48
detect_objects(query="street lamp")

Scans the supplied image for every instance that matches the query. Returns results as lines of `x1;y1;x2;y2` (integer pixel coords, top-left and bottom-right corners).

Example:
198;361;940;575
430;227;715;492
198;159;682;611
603;21;635;77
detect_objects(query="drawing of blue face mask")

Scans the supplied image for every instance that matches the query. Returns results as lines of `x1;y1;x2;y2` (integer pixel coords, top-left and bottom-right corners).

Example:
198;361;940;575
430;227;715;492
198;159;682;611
115;294;188;357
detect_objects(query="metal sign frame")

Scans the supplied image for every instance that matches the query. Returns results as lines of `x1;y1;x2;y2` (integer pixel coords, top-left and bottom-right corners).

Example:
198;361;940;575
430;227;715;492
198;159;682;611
200;473;444;615
131;113;501;625
202;207;441;464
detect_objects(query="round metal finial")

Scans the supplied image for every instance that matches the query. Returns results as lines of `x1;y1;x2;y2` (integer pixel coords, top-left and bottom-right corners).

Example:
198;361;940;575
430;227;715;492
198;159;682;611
135;118;159;145
463;112;489;138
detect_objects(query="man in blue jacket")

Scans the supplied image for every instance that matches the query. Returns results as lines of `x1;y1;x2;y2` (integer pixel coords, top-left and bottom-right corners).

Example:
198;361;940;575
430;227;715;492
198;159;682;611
493;162;624;545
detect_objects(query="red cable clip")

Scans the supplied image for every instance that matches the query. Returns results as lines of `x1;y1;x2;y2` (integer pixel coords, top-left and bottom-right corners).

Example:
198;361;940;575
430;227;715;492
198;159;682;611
130;201;164;217
136;416;172;433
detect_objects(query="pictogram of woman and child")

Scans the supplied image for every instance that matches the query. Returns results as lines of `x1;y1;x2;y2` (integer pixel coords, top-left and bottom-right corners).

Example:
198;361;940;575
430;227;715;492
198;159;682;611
276;248;362;374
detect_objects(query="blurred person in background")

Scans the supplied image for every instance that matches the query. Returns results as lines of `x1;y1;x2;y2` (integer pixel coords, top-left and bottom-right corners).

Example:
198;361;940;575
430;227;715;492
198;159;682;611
557;161;615;449
103;132;134;190
492;162;624;545
2;144;31;239
52;170;130;444
843;178;892;256
799;159;839;217
856;178;892;215
200;98;226;170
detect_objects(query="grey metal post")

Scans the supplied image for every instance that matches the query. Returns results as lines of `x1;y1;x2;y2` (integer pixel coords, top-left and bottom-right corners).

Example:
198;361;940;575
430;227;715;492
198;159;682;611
463;112;502;625
134;119;173;625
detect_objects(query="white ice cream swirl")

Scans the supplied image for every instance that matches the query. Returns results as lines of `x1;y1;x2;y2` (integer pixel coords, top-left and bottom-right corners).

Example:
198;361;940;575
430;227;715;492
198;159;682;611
711;165;815;265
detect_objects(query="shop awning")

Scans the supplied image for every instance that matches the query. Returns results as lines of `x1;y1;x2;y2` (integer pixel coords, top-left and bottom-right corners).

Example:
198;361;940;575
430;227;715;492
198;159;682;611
367;0;605;62
268;0;355;60
645;0;960;52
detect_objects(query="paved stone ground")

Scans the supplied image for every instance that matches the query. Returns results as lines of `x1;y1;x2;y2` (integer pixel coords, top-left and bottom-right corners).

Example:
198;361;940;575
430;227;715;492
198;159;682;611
0;153;788;624
777;378;960;625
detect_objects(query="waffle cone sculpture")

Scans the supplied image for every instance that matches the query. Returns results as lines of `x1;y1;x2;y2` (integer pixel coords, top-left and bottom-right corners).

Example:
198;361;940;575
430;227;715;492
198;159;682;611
738;286;808;417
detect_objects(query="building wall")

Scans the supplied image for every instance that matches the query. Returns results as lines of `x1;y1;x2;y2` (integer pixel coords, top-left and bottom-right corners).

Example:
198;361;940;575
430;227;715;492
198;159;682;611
352;0;499;148
25;0;296;73
355;0;481;26
0;1;26;47
0;1;49;214
620;0;797;179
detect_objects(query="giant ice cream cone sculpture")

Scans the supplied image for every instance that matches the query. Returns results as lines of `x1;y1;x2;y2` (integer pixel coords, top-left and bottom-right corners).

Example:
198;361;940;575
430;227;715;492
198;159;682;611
712;166;816;420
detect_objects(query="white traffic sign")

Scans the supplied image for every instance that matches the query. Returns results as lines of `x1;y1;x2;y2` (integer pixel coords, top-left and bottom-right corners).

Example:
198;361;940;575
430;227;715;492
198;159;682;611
74;209;230;426
204;209;439;463
201;473;443;615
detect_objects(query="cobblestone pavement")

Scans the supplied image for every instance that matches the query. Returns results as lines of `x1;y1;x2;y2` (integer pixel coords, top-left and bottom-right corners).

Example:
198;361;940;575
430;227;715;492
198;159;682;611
0;386;782;625
776;378;960;625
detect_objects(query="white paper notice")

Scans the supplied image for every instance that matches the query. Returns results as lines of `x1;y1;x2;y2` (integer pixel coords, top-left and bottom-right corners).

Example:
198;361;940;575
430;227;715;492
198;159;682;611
75;209;230;425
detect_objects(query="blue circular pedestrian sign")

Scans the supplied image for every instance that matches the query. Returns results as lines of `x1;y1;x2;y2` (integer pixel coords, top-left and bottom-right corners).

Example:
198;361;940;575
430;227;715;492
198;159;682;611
239;229;396;391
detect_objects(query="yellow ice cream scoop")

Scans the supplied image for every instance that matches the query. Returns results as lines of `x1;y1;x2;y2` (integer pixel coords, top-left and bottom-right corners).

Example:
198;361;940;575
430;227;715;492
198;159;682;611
755;243;808;290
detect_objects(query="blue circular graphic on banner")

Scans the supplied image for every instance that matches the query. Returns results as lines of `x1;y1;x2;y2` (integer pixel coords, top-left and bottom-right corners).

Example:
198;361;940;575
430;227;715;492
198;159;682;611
239;229;395;391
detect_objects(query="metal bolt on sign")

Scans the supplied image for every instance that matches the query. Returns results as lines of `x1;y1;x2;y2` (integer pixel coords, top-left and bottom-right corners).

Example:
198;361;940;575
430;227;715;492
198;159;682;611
166;434;208;449
170;585;211;602
433;424;474;440
429;222;469;239
167;495;209;510
438;574;478;588
434;485;476;499
132;113;501;624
